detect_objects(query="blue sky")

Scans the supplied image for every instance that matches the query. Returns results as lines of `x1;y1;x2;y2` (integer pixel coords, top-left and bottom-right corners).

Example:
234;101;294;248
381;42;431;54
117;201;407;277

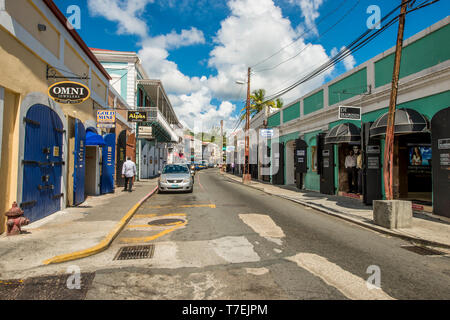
54;0;450;131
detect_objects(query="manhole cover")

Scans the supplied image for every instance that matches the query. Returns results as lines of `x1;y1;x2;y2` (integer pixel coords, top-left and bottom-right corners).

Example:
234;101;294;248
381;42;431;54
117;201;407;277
401;245;445;256
114;245;155;260
148;218;185;226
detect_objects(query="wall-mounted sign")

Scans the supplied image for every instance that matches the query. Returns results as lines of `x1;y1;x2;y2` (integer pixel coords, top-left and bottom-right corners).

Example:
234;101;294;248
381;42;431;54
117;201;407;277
97;110;116;128
367;145;381;154
128;111;148;122
138;126;153;139
48;81;90;104
260;129;274;137
338;106;361;121
438;138;450;150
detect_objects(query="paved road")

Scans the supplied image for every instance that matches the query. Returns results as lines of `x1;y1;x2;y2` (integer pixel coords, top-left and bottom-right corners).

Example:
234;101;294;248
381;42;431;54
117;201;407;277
2;169;449;300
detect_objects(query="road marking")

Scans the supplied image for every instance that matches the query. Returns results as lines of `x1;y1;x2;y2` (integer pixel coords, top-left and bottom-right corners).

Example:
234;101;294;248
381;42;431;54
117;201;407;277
286;253;395;300
239;214;285;245
210;236;260;263
120;221;187;244
246;268;269;276
133;214;157;218
146;204;216;209
134;213;186;218
127;221;185;229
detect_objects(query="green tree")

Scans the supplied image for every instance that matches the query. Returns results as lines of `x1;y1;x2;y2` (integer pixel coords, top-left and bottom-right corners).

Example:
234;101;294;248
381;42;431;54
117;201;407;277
239;89;283;123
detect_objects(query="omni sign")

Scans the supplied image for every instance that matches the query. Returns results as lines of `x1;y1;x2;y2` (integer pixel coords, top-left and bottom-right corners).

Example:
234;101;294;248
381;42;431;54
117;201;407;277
48;81;90;104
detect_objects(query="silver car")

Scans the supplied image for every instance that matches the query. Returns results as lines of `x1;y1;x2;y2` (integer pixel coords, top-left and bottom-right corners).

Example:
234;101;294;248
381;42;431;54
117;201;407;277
158;164;194;193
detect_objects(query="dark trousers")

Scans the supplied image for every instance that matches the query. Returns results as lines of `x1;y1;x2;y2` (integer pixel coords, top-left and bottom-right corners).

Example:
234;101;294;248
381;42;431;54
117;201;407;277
357;168;363;194
124;176;133;192
346;167;356;193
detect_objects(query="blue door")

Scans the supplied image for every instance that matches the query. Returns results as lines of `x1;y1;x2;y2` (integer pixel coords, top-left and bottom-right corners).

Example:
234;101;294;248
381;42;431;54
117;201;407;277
73;119;86;205
100;133;116;194
22;104;64;222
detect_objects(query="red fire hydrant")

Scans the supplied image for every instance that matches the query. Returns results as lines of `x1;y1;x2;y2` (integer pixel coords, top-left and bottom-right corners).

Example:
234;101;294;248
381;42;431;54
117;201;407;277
5;202;30;236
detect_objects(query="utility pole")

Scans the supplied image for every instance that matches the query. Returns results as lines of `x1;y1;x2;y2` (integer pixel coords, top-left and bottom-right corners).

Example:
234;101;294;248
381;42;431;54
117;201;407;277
220;120;224;170
384;0;408;200
243;67;252;184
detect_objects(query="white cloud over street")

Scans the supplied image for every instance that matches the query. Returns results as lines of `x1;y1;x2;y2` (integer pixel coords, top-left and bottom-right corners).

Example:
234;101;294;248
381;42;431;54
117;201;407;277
87;0;352;132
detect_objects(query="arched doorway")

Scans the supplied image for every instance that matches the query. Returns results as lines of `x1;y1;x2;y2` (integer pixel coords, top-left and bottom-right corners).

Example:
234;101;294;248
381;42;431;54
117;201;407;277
285;140;295;185
22;104;64;222
116;130;127;187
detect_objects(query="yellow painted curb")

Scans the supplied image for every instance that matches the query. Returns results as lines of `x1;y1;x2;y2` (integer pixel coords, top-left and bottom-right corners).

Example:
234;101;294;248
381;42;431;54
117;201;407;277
42;186;159;265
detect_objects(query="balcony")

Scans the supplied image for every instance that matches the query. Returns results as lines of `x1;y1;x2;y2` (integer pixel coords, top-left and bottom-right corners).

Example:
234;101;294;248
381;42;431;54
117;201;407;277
137;79;180;143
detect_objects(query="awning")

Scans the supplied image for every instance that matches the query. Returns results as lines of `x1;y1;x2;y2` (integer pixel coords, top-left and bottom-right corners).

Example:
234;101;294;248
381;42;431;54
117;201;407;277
369;108;429;137
86;130;106;146
325;123;361;144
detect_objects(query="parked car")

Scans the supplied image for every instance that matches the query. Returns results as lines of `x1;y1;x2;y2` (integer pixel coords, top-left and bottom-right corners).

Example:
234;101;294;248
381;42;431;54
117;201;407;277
158;164;194;193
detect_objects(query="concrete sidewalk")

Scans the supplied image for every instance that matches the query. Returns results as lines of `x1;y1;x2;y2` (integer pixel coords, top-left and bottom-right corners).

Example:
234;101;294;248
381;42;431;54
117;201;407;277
222;172;450;250
0;179;158;278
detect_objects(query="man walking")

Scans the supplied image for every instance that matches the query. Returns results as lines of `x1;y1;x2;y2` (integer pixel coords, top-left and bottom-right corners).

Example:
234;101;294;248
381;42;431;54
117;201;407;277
122;157;136;192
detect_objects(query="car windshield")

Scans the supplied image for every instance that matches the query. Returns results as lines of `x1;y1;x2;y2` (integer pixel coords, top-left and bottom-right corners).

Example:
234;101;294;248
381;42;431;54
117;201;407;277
162;165;189;174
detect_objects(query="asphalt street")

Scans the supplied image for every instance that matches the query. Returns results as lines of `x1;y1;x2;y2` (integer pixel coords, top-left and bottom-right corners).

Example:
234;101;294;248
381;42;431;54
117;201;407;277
1;169;449;300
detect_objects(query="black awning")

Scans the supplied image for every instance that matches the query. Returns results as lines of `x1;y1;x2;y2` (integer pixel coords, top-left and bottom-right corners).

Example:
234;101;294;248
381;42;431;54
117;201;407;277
325;123;361;144
369;108;429;137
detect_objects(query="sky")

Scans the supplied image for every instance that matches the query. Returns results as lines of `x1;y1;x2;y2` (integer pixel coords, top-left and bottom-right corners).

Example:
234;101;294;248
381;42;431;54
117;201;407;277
53;0;450;132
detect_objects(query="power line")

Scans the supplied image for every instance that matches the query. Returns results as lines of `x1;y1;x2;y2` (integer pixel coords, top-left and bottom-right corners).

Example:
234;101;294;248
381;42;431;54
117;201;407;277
251;0;352;69
253;0;362;74
263;1;410;102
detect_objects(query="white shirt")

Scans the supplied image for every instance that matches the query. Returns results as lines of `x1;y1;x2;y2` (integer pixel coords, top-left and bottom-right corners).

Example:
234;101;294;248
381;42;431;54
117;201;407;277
122;160;136;178
345;155;356;168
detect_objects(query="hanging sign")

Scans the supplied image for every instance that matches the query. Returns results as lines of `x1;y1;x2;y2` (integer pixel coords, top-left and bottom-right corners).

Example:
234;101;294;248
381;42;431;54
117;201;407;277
338;106;361;120
128;111;148;122
97;110;116;128
138;126;153;139
48;81;90;104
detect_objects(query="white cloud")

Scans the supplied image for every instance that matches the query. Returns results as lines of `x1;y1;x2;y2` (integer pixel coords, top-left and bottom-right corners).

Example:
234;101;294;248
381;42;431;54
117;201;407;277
87;0;154;38
330;46;356;71
88;0;337;130
290;0;324;36
206;0;331;104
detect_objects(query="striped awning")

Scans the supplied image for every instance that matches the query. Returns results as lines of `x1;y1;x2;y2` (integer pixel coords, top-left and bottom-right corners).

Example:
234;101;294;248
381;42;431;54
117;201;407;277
325;123;361;144
369;108;429;137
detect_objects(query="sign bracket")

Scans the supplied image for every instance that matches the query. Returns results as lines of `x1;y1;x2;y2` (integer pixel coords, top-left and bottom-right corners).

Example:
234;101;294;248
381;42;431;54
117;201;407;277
46;65;90;80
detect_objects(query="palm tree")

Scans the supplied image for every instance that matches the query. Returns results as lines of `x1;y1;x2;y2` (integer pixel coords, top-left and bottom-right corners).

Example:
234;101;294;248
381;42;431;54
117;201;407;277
238;89;283;123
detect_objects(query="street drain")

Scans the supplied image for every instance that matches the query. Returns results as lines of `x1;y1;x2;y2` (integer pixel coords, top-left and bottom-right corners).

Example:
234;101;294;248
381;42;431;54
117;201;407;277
114;245;155;260
401;245;445;256
148;218;185;226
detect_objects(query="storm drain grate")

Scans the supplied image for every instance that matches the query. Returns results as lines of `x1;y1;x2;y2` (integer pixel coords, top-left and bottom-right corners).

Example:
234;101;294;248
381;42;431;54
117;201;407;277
114;245;155;260
401;245;445;256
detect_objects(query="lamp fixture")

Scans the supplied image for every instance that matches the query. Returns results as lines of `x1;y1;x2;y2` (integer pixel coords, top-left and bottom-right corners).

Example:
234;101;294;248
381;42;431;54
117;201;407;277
37;24;47;32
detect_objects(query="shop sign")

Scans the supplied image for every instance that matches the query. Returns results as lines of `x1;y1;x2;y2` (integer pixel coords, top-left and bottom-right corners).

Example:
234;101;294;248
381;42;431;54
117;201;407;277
338;106;361;121
367;145;380;154
128;111;148;122
48;81;90;104
97;110;116;128
296;150;305;156
138;126;153;139
367;157;379;169
438;138;450;150
440;153;450;166
260;129;274;137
